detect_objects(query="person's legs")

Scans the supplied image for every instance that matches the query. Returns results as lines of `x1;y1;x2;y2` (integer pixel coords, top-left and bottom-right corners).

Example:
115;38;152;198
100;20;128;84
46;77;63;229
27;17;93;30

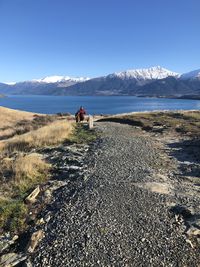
80;114;84;121
76;114;80;123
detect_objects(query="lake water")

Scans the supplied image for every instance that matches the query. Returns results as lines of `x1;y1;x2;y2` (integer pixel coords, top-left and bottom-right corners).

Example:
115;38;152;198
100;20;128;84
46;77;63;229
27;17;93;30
0;95;200;115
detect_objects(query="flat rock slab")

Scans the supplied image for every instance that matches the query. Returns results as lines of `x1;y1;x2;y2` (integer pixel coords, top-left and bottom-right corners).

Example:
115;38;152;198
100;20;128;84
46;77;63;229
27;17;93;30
29;122;200;266
25;186;40;204
0;253;26;266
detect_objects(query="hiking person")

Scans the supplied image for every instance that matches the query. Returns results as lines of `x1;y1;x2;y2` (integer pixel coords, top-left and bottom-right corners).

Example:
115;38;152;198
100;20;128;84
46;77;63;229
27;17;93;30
75;106;86;123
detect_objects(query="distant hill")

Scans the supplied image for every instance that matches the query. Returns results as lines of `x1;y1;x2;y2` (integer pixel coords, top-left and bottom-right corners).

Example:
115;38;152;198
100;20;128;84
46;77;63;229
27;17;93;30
0;66;200;98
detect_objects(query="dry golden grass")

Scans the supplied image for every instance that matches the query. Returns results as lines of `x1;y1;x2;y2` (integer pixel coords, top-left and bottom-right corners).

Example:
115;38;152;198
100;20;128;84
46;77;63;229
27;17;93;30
0;128;15;139
182;110;200;120
0;153;50;197
1;119;73;153
0;106;38;140
12;153;50;193
0;107;74;233
100;110;200;137
14;153;49;179
0;153;50;232
0;106;35;129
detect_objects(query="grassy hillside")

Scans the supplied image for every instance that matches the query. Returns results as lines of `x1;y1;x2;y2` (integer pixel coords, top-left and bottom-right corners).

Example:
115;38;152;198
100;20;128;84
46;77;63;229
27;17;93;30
0;106;36;125
0;107;74;233
0;107;37;140
100;110;200;138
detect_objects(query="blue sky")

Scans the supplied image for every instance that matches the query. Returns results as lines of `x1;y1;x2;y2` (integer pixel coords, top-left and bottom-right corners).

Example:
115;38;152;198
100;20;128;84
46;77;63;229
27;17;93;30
0;0;200;82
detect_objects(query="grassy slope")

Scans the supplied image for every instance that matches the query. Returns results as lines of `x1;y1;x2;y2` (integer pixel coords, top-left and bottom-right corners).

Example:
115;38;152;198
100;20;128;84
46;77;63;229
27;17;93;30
100;110;200;138
0;106;36;128
0;107;74;233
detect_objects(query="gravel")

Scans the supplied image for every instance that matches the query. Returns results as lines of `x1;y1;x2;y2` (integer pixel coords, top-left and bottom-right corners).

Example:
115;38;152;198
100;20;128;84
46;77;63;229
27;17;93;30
29;122;200;266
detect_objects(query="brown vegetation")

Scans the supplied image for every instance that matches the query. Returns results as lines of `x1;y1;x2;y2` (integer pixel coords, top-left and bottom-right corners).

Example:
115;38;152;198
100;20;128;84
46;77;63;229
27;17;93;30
1;120;73;153
0;107;62;140
100;110;200;138
0;106;36;140
0;106;35;128
0;153;50;233
0;107;74;233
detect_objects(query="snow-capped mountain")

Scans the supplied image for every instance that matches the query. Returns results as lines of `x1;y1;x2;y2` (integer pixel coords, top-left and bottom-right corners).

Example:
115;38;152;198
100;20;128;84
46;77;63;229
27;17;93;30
180;69;200;80
57;66;182;96
0;75;91;95
0;66;199;97
33;75;90;83
108;66;179;81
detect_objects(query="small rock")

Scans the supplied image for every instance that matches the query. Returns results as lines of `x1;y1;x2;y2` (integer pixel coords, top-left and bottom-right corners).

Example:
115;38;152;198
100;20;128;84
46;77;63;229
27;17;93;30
44;189;51;200
25;186;40;204
12;235;19;241
36;218;45;225
27;230;44;253
44;213;51;223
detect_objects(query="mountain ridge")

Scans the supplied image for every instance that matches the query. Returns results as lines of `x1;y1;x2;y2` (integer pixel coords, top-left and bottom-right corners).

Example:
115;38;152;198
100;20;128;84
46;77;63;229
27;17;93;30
0;66;200;97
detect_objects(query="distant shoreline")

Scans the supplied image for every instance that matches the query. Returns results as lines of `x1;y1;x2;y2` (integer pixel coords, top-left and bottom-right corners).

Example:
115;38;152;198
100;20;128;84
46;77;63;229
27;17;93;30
2;94;200;100
0;95;200;115
101;109;200;118
1;105;200;119
137;95;200;101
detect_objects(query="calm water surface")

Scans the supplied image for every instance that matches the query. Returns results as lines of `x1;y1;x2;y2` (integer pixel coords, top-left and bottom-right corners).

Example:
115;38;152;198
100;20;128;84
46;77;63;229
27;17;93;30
0;95;200;115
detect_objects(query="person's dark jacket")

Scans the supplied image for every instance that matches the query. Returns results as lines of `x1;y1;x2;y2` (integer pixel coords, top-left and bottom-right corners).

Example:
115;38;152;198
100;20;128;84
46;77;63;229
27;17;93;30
75;108;86;121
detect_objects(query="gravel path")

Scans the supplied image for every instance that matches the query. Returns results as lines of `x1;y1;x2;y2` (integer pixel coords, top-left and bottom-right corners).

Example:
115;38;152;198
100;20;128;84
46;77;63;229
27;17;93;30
30;122;200;267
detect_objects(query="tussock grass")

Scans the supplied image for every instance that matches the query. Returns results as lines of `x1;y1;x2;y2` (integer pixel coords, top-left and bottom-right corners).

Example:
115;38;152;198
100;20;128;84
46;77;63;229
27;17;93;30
103;111;200;137
0;153;50;233
13;153;50;193
0;153;50;198
0;106;35;129
0;128;16;140
1;120;73;153
182;111;200;121
0;116;73;233
0;106;63;141
0;106;35;140
0;107;89;234
0;111;59;141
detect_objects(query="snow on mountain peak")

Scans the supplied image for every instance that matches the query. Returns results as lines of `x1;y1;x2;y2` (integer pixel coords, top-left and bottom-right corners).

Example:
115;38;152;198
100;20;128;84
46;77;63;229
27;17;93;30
180;69;200;80
4;82;17;85
109;66;180;80
33;75;90;83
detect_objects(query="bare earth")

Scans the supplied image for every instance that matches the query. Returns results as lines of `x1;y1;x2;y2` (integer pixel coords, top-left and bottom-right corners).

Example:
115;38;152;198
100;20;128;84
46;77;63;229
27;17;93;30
27;121;200;267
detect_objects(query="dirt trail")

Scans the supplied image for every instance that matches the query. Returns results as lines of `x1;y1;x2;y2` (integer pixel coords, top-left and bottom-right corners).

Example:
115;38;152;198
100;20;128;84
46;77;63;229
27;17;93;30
29;122;200;267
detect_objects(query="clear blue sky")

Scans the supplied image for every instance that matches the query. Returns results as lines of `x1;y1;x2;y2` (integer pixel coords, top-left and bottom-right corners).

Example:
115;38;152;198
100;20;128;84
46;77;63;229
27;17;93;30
0;0;200;82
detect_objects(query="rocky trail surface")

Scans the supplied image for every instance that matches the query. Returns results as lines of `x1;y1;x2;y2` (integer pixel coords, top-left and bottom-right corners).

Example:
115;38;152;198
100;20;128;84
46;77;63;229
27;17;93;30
26;122;200;267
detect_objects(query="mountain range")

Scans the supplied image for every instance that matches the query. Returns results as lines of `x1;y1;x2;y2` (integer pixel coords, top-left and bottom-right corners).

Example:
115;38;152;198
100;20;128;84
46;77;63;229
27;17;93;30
0;66;200;98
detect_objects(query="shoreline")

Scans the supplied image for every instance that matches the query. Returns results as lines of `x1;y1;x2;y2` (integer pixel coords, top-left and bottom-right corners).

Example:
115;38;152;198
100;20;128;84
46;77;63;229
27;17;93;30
2;94;200;100
93;109;200;121
1;104;200;118
105;109;200;117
